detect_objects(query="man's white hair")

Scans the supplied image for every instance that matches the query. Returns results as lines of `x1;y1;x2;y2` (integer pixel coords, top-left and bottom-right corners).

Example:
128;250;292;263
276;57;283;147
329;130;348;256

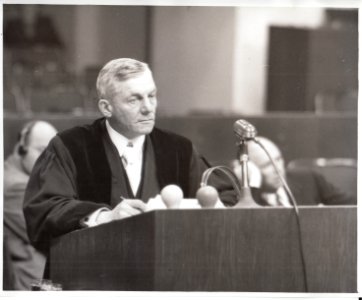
96;58;150;99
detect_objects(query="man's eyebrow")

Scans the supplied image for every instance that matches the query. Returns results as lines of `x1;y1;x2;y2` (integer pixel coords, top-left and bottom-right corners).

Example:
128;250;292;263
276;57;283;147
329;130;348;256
128;88;157;97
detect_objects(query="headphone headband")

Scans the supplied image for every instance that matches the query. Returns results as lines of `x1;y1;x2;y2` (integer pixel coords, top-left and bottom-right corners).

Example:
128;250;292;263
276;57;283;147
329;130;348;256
18;121;38;156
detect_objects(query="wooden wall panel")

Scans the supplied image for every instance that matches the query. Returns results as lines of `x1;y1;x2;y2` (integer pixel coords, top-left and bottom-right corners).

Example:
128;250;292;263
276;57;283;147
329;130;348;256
3;113;357;165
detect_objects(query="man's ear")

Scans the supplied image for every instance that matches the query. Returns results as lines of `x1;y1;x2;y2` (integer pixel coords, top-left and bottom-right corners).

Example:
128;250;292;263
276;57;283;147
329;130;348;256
98;99;113;117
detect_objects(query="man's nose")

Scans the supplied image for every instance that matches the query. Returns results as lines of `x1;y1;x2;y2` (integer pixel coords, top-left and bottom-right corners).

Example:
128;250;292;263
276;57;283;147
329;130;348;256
141;97;156;113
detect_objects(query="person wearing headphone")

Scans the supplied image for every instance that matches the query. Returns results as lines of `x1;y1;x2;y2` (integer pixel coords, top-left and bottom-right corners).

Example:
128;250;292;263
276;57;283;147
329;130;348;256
3;120;57;290
232;136;356;206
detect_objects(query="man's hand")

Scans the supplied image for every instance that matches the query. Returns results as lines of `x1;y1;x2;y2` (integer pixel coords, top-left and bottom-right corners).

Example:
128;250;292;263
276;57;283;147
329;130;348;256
96;199;147;225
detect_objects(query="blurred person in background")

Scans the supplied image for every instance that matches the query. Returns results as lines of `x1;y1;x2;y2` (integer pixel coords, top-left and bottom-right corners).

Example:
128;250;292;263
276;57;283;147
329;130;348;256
232;136;356;207
4;120;57;290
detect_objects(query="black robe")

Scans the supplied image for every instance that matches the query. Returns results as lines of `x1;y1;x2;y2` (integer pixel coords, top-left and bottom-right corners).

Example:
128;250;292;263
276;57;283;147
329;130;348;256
23;118;237;253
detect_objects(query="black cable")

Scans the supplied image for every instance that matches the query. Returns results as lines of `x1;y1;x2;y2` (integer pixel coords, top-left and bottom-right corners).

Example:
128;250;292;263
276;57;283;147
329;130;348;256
254;138;309;292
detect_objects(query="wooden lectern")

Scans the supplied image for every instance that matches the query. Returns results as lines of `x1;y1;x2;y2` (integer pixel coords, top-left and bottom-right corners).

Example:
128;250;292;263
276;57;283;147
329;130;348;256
50;206;356;292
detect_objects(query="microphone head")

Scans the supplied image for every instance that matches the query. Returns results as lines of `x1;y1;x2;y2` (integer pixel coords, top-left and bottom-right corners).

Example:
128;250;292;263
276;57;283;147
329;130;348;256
196;185;219;208
233;119;257;141
160;184;184;209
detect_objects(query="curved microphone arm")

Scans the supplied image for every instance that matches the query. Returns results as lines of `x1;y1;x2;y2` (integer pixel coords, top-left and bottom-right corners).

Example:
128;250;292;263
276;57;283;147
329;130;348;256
253;138;300;214
201;166;242;199
200;165;259;207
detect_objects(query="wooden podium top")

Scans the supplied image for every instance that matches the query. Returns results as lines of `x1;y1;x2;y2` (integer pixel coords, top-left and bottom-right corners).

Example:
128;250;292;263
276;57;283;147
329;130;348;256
50;206;356;292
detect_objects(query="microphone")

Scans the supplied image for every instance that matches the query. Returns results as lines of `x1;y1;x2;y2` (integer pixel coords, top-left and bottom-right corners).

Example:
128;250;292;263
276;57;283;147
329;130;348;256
196;185;219;208
196;120;259;208
160;184;183;209
195;119;260;208
234;119;299;210
233;119;257;141
232;119;258;207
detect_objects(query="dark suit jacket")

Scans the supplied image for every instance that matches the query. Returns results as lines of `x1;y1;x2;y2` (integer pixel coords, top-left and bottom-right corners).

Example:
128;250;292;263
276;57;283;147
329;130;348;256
4;153;46;290
252;168;356;206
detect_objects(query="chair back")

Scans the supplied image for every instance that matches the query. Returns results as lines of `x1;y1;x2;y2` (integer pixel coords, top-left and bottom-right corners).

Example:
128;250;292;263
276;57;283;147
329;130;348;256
287;158;357;199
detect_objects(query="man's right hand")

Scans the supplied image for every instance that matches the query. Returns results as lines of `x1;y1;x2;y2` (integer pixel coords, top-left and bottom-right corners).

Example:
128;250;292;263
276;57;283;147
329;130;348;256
96;199;147;225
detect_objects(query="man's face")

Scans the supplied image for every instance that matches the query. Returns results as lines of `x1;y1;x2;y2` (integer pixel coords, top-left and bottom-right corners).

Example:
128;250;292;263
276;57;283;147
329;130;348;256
107;70;157;139
252;144;286;193
258;155;285;193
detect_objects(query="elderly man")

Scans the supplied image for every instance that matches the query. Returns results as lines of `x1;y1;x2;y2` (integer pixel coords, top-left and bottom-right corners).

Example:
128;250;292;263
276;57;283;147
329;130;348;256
233;136;356;207
24;58;236;256
4;120;57;290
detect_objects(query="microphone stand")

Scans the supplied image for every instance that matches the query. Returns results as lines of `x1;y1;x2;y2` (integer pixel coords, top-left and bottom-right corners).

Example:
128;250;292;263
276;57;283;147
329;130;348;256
234;139;259;208
199;139;259;208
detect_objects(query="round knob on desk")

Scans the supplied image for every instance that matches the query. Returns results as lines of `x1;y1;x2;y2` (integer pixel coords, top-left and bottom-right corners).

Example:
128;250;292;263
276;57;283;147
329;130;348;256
160;184;183;209
196;185;219;208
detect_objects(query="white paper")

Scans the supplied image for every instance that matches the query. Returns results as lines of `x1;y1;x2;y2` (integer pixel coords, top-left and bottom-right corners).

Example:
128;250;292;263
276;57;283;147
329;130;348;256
146;196;225;211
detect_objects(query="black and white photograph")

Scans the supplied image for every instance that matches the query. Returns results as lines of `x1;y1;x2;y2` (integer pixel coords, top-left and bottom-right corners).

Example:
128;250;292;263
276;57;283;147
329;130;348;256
1;0;359;298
